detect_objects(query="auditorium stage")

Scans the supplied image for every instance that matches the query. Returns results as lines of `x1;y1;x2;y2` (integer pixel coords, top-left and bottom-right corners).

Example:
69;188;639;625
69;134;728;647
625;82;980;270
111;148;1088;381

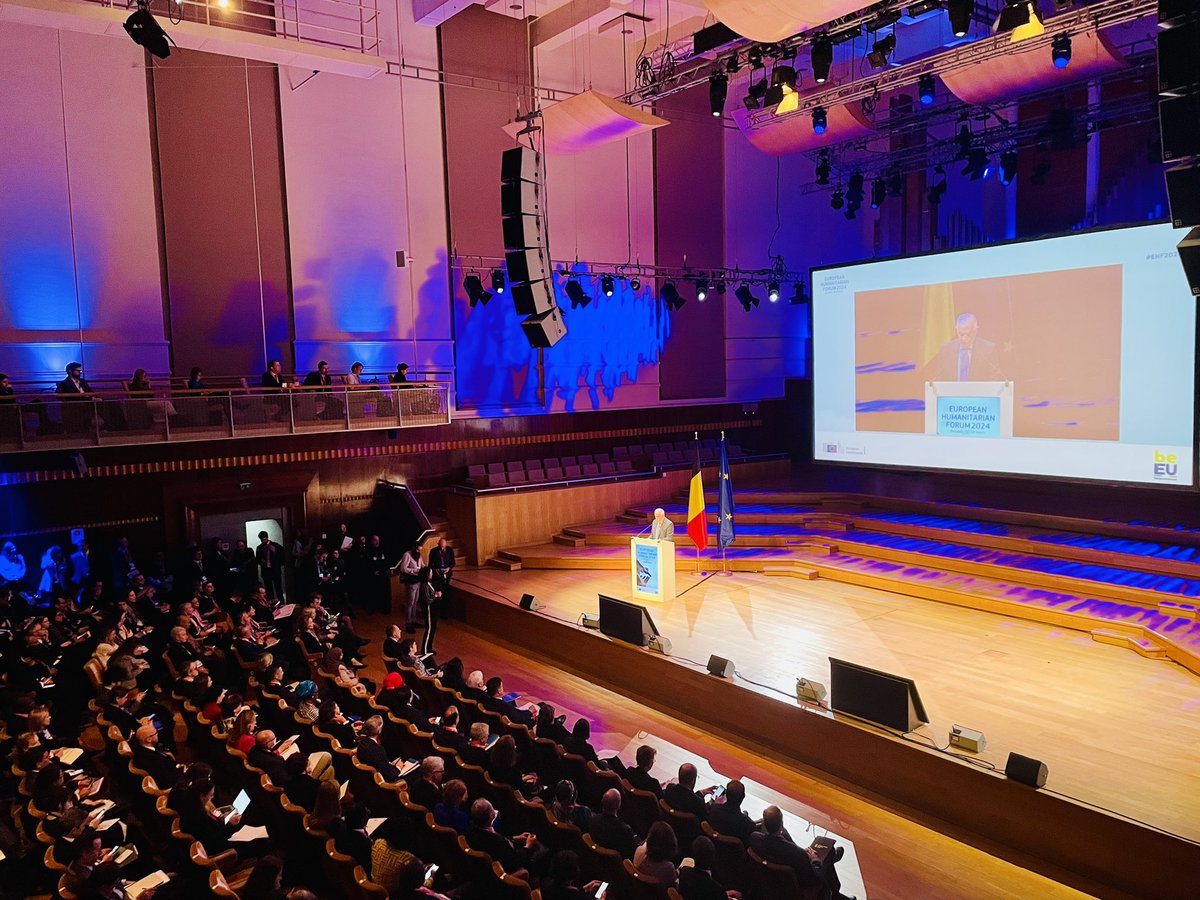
455;562;1200;849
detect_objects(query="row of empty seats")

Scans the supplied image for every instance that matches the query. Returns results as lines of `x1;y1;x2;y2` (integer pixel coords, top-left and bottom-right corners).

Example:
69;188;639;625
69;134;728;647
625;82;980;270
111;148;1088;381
466;440;751;489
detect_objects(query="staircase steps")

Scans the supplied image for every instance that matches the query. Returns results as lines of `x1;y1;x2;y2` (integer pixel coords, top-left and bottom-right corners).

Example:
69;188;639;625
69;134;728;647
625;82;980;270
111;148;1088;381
1091;628;1169;660
762;564;819;580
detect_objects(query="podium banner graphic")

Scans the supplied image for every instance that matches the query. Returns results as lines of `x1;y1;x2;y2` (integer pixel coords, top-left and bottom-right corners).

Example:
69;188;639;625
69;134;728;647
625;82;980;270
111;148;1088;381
635;542;659;594
936;397;1000;437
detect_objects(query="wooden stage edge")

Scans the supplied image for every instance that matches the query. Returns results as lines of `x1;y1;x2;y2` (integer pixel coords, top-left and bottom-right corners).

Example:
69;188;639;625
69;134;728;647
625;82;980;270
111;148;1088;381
458;582;1200;900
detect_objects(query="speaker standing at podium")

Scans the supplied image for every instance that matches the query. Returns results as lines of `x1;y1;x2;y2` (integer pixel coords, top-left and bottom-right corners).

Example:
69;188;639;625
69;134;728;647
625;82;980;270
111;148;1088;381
926;313;1005;382
651;508;675;542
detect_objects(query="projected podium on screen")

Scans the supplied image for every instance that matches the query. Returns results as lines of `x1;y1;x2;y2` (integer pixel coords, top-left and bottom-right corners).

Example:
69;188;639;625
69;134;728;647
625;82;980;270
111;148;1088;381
829;657;929;731
924;381;1013;437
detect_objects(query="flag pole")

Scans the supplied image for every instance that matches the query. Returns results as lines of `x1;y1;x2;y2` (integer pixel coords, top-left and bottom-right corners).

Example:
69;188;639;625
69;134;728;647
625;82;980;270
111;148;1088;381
718;429;733;576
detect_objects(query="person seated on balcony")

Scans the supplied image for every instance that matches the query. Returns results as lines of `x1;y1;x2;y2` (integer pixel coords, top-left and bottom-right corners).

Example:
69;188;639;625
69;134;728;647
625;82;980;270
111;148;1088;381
128;369;152;396
187;366;206;392
0;373;13;398
302;360;344;420
389;363;410;385
261;359;285;393
127;369;176;423
55;361;92;395
344;361;366;387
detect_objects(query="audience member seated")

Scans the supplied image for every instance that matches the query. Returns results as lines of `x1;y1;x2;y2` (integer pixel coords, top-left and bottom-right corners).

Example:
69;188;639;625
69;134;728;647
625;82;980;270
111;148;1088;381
228;708;259;753
459;722;491;768
481;676;534;726
465;798;539;877
535;703;571;745
624;744;663;797
373;844;451;900
540;850;604;900
587;788;638;860
432;706;465;751
432;778;470;834
323;647;375;696
705;779;755;844
664;763;713;822
356;716;401;781
748;805;848;898
248;730;293;785
376;673;430;728
283;753;321;812
241;855;286;900
564;717;600;765
133;722;182;788
487;735;538;798
634;820;679;887
551;779;591;832
405;756;445;811
678;836;741;900
316;699;359;747
332;801;374;873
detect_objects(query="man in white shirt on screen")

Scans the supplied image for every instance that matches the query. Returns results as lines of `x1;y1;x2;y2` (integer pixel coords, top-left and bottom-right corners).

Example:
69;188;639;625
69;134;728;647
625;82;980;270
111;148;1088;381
650;508;675;542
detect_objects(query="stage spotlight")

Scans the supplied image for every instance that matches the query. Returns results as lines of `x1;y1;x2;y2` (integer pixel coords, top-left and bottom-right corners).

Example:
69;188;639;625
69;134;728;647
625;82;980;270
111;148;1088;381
947;0;973;37
463;273;492;307
815;151;831;185
124;1;172;59
867;33;896;69
871;177;887;209
748;46;764;69
887;169;903;197
954;122;972;160
789;282;807;304
767;281;781;302
962;147;991;181
629;277;641;291
918;74;936;105
695;280;709;302
735;284;760;311
709;71;728;117
928;165;948;205
565;278;591;309
996;0;1044;42
765;65;799;115
490;269;506;294
1052;33;1071;68
743;78;768;111
847;173;865;203
716;281;727;295
600;274;615;297
844;204;859;220
726;56;741;74
998;151;1018;185
812;105;828;134
830;189;845;210
661;281;686;310
811;35;833;84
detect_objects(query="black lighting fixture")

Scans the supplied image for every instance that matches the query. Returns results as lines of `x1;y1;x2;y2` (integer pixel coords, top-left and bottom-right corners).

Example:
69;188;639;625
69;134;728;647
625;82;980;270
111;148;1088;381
725;55;741;74
789;281;808;305
887;169;903;197
947;0;974;38
815;151;831;185
748;46;764;69
735;284;760;312
695;279;709;302
661;281;685;310
463;273;492;307
962;147;992;181
1052;33;1071;68
928;165;948;205
490;269;506;294
812;105;828;134
716;280;727;295
995;0;1044;41
871;177;887;209
629;277;641;291
867;33;896;69
767;281;781;302
918;73;936;106
124;0;172;59
954;121;972;160
600;274;615;297
564;277;591;309
709;71;729;117
999;150;1018;185
743;76;768;110
830;188;845;210
847;172;865;204
764;65;799;114
811;35;833;84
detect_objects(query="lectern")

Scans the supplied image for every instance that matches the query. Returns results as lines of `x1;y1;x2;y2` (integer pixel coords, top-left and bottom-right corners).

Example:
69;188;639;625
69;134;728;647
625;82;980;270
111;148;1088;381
924;380;1013;437
630;537;675;603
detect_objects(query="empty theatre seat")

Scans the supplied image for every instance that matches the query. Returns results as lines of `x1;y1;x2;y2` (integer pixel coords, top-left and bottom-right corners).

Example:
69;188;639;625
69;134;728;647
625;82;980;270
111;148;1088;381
616;460;634;473
486;472;508;487
543;457;560;470
467;464;486;487
508;470;528;485
581;464;600;476
578;453;594;465
613;447;630;458
599;461;617;474
545;466;564;480
506;461;524;473
526;467;546;483
651;452;669;465
595;452;611;464
486;462;504;474
563;465;582;478
561;455;578;467
629;444;644;455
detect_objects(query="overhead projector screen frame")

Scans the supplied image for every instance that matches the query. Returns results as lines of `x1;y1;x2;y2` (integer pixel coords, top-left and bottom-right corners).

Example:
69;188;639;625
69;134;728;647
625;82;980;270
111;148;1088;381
809;221;1200;490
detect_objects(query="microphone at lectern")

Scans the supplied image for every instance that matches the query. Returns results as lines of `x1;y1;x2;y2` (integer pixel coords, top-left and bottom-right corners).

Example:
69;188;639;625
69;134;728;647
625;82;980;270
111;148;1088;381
636;523;652;537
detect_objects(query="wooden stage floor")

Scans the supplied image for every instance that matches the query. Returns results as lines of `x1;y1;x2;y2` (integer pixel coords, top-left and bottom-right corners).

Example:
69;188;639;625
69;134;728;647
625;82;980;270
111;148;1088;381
456;562;1200;847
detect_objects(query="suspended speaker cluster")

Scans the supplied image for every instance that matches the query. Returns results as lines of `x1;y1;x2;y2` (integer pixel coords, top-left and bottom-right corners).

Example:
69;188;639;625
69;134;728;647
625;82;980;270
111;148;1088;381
500;147;567;347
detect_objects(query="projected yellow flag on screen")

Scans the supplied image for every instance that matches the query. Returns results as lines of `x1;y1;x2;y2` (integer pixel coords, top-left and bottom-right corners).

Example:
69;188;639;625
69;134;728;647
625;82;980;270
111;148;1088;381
921;282;957;367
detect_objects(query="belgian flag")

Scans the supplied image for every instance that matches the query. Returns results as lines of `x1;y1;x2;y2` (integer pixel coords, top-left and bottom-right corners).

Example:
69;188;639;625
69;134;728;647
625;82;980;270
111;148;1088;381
686;436;708;552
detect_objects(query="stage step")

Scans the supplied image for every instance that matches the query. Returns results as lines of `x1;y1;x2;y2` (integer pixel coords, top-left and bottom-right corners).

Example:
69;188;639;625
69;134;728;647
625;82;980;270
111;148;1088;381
789;540;838;555
486;556;522;571
1159;599;1199;620
762;564;819;580
1090;628;1168;660
554;533;585;548
616;513;645;525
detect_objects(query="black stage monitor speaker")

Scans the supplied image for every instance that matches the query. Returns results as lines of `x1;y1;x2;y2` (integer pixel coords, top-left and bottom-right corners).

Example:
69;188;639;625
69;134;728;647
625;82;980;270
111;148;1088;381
1157;20;1200;96
706;655;735;678
598;594;661;646
512;279;556;317
1165;164;1200;228
501;146;538;184
521;307;568;348
1177;227;1200;296
1004;752;1048;788
1160;93;1200;161
828;657;929;731
506;248;550;285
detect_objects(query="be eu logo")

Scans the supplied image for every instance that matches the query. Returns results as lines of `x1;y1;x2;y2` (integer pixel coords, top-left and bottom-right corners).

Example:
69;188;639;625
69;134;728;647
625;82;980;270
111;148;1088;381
1153;450;1179;481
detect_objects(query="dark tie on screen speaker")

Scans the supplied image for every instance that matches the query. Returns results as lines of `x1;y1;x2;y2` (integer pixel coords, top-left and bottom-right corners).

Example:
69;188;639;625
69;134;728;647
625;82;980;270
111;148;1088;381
500;147;566;347
519;593;543;611
1004;751;1048;788
706;655;736;679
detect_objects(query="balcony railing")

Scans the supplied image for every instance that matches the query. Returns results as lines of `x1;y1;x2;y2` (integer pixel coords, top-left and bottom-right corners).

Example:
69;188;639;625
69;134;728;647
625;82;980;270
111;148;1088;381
0;384;449;452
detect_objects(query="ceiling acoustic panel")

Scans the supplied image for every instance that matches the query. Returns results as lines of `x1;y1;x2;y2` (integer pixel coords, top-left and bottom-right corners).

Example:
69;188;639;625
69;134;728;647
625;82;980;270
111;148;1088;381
502;90;669;154
701;0;863;44
731;100;874;156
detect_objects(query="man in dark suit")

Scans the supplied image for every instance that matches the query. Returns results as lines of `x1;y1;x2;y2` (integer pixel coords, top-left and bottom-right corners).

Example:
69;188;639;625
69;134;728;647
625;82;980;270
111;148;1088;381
301;360;344;420
103;684;142;738
405;756;445;810
746;805;824;889
926;312;1005;382
705;779;755;844
428;538;455;608
664;763;712;822
248;730;293;786
678;835;733;900
132;723;181;788
283;753;320;811
55;361;93;395
623;744;663;797
255;531;285;601
465;798;534;874
261;359;285;392
482;677;535;727
588;789;638;860
356;716;401;781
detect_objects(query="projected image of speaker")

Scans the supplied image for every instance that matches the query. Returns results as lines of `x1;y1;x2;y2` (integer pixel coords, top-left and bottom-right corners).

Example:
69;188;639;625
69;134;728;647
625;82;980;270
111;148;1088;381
522;307;567;348
1004;751;1048;788
598;594;662;647
828;657;929;731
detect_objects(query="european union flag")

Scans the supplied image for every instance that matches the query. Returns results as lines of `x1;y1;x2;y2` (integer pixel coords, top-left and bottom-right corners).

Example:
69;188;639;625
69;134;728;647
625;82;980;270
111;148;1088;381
718;433;736;550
